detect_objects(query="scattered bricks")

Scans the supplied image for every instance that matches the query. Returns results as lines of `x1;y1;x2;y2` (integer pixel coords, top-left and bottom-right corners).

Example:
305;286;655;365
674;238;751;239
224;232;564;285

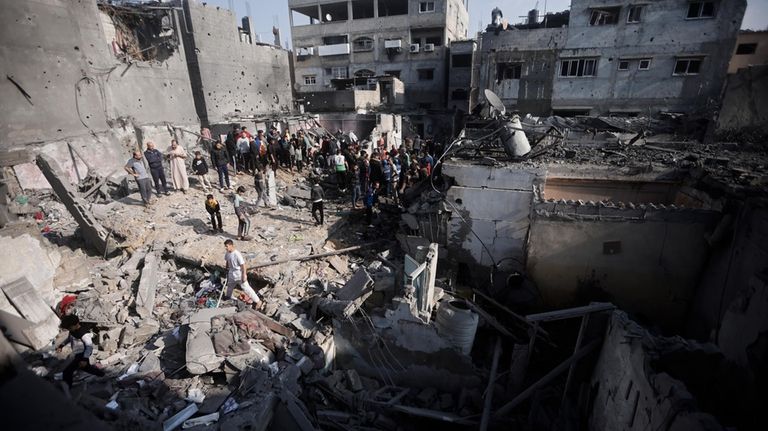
116;308;129;324
345;369;364;392
290;316;316;339
119;325;135;348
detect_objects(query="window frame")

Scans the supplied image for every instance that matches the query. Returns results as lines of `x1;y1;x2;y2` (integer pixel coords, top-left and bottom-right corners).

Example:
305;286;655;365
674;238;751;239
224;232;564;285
626;5;643;23
589;7;621;26
560;58;598;78
618;60;630;71
638;58;651;70
419;2;435;13
735;43;757;55
330;66;349;79
303;75;317;85
673;58;703;76
497;62;523;80
686;1;716;20
352;37;374;52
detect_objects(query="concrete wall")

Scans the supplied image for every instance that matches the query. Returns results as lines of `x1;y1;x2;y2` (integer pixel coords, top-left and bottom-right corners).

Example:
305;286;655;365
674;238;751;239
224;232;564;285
553;0;745;114
716;65;768;135
181;0;293;125
589;311;724;431
527;206;718;329
727;31;768;74
0;0;199;147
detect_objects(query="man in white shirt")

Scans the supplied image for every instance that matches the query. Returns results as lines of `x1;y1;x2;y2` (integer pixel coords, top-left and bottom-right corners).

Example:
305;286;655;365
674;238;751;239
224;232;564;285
223;239;262;308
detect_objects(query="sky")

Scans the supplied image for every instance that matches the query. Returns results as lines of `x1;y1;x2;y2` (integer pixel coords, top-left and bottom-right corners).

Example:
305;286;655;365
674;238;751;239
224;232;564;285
204;0;768;49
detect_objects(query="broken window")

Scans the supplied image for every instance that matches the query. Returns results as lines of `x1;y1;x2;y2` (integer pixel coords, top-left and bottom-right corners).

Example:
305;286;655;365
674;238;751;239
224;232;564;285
323;35;348;45
638;58;651;70
560;58;598;77
618;60;630;71
627;5;643;23
497;63;522;80
99;4;178;62
425;36;442;46
384;70;401;78
328;66;349;79
687;1;715;19
589;7;621;26
303;75;317;85
352;0;375;19
353;37;374;52
418;69;435;80
451;89;468;100
452;54;472;68
321;2;349;22
736;43;757;55
674;58;703;75
379;0;408;17
419;2;435;13
291;6;321;26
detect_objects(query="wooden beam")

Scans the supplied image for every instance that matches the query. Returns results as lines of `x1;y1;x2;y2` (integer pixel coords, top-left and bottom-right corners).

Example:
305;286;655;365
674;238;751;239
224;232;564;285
480;337;503;431
248;241;383;269
525;303;615;322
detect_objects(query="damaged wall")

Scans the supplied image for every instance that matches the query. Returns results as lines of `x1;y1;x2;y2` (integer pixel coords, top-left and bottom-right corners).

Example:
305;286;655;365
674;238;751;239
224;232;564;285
0;0;199;147
716;65;768;137
181;0;293;125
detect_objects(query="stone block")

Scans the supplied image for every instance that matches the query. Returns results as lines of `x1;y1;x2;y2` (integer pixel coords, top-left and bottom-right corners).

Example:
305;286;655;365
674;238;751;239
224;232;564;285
135;252;160;319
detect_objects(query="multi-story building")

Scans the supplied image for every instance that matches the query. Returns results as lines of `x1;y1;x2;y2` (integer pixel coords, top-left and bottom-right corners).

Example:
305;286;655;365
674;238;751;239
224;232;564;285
728;30;768;74
288;0;469;110
473;0;746;116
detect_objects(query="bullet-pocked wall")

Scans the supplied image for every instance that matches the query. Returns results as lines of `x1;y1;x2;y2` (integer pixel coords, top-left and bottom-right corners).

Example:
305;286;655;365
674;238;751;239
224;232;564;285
181;0;293;125
0;0;199;147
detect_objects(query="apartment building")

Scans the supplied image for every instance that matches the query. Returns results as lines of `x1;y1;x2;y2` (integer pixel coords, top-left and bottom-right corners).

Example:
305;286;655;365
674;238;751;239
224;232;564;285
289;0;469;110
728;30;768;74
473;0;746;116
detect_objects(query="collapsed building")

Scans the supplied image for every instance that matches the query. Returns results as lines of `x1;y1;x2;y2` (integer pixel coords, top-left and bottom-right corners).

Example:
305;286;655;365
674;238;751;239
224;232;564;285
0;1;767;431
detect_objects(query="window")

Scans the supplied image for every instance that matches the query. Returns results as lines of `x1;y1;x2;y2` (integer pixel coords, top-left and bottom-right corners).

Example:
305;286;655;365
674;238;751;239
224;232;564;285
673;58;703;75
322;35;348;45
352;0;375;19
418;68;434;80
590;7;621;26
638;58;651;70
379;0;408;17
303;75;317;85
320;2;349;22
419;2;435;13
627;5;643;23
497;63;522;80
687;2;715;19
736;43;757;55
618;60;630;71
384;70;401;79
354;69;375;78
329;66;348;79
452;54;472;68
353;37;374;52
560;58;598;77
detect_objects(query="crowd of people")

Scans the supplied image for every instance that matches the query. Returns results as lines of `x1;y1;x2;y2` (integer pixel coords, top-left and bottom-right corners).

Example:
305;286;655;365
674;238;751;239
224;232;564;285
124;125;445;236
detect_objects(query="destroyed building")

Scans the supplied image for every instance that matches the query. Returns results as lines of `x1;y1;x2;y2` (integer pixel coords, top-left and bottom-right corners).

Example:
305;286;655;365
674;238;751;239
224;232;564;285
472;0;747;116
0;1;767;431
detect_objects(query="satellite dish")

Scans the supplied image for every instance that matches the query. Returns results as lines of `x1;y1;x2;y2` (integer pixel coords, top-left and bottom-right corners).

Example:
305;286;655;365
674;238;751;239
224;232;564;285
484;89;506;117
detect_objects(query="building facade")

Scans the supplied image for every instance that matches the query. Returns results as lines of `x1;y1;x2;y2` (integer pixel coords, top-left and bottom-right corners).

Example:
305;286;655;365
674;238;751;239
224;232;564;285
728;30;768;74
473;0;746;116
289;0;469;110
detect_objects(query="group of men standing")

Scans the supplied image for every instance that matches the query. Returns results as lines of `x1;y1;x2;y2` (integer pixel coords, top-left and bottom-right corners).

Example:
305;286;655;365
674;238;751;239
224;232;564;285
124;139;191;206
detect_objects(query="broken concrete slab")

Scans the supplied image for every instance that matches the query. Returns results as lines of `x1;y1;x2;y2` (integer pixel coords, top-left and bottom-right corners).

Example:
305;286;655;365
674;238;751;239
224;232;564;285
135;252;160;319
0;233;61;305
1;277;60;349
185;307;237;375
336;268;374;301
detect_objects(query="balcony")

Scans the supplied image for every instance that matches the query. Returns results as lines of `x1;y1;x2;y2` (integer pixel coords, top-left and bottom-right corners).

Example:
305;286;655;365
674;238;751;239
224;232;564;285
317;43;350;56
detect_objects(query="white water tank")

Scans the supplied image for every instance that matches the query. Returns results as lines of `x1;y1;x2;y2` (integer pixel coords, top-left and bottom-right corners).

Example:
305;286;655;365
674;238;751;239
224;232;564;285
435;300;479;355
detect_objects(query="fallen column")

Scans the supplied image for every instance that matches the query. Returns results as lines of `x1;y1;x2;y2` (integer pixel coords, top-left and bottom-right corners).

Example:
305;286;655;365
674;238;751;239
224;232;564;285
35;154;117;256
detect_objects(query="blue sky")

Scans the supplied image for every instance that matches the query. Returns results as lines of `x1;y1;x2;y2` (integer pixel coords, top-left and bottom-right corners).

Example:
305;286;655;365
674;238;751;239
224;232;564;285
204;0;768;48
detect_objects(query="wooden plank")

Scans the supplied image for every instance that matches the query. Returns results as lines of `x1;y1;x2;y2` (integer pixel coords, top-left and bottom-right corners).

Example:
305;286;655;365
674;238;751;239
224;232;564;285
525;303;615;322
249;241;382;269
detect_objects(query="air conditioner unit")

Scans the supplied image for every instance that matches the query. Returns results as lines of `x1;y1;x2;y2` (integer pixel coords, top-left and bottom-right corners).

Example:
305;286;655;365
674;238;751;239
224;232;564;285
410;44;420;53
384;39;402;49
423;43;435;52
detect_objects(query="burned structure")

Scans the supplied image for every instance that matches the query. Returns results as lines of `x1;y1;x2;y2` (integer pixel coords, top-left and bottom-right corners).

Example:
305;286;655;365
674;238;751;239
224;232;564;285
0;1;766;431
472;0;747;116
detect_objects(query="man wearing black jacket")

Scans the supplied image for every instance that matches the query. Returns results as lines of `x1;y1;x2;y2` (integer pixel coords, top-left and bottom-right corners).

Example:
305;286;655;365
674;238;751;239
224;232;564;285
144;141;169;196
211;141;231;190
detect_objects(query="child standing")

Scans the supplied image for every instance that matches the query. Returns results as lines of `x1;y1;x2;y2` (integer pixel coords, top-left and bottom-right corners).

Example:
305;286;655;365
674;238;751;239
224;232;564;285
233;186;251;240
57;315;105;389
205;194;223;233
192;150;212;191
364;182;379;227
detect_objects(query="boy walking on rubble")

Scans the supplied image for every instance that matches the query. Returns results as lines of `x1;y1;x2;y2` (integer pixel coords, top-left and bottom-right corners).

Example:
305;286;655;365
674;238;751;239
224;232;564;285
205;194;223;233
311;179;325;226
224;239;262;308
57;315;105;391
